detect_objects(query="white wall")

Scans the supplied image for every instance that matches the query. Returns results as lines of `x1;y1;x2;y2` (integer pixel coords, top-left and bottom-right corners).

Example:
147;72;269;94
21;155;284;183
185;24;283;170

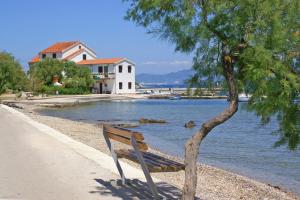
38;42;96;62
115;61;135;94
69;49;95;63
104;79;115;94
78;60;136;94
62;43;97;58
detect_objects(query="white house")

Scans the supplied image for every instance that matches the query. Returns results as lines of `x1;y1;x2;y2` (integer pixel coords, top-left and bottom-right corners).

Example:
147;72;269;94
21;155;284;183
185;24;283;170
29;41;97;64
29;41;136;94
77;58;135;94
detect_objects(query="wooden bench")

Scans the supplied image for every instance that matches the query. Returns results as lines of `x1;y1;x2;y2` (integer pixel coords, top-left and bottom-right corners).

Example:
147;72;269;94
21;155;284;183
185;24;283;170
102;125;185;199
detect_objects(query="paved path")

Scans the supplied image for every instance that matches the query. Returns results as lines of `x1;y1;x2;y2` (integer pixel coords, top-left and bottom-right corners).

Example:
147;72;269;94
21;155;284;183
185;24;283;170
0;106;122;200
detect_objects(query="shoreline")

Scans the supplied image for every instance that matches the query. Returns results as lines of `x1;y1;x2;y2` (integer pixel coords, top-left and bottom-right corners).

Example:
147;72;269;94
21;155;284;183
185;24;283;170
0;93;228;108
0;94;148;107
8;102;299;200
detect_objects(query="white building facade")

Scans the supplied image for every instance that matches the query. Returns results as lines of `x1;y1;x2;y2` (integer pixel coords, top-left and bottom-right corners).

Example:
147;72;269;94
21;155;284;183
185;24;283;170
29;41;97;63
29;41;136;94
77;58;135;94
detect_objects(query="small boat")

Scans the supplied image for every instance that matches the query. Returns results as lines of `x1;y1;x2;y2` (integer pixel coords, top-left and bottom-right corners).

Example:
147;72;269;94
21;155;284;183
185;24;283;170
238;93;251;102
169;95;182;100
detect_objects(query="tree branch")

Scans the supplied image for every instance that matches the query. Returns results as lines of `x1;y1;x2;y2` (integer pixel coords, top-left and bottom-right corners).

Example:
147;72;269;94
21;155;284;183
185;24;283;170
199;0;229;44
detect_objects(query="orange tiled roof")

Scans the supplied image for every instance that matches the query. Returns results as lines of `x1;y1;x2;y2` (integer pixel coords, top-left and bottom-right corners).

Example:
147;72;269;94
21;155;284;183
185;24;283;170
77;58;124;65
40;41;79;53
29;55;40;64
63;49;85;60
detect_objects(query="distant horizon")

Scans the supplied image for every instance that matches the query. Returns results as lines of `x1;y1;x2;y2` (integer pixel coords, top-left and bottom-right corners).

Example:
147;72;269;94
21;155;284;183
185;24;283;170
136;68;193;76
0;0;193;74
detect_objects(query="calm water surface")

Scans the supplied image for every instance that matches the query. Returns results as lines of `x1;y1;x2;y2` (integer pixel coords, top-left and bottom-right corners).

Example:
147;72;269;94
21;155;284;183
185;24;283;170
39;99;300;194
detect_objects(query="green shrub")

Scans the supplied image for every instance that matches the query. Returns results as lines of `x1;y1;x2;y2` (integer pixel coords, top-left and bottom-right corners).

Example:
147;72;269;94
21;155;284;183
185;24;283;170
29;59;94;94
0;52;29;94
37;86;89;95
186;87;192;96
193;88;203;96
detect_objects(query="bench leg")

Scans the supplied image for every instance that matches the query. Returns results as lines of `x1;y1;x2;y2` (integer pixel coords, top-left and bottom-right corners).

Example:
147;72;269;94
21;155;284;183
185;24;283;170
131;137;160;199
103;129;126;185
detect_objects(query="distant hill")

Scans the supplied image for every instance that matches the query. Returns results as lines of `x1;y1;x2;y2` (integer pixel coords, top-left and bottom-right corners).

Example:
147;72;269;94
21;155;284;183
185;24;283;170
136;69;194;85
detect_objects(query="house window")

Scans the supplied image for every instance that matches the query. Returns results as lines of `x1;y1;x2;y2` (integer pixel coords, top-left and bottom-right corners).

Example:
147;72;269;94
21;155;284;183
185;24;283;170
128;82;132;89
128;65;132;73
79;45;81;49
42;54;46;59
52;53;56;58
119;82;123;89
83;54;87;60
104;66;108;73
98;66;103;73
118;65;122;73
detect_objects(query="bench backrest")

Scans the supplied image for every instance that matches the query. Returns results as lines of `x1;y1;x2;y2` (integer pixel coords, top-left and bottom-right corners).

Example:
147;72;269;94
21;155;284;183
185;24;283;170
103;125;148;151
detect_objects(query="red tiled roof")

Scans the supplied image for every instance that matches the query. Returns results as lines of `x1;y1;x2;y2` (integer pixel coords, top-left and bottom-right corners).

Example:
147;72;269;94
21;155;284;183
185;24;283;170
77;58;124;65
29;55;40;64
40;41;79;53
63;49;85;60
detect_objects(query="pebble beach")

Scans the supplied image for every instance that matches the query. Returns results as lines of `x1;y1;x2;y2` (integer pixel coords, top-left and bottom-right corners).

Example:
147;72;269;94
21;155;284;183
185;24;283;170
14;103;299;200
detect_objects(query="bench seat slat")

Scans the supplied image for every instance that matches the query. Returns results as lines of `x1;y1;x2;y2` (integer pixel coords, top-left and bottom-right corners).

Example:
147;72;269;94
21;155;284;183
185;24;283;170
142;151;184;167
103;125;144;141
141;152;182;170
116;149;185;173
107;133;148;151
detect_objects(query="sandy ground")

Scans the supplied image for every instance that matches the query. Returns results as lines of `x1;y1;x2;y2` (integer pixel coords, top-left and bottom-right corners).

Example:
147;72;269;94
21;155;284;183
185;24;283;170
9;103;300;200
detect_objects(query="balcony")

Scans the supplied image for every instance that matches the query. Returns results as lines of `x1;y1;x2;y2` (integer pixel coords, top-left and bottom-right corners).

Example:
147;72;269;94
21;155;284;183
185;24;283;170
92;72;115;80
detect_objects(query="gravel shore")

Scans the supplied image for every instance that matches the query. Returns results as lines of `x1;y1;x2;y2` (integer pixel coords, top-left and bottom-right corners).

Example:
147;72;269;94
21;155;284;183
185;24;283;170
17;104;299;200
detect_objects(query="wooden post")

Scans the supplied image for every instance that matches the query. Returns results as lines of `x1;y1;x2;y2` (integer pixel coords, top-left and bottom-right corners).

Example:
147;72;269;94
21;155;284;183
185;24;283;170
102;126;126;185
131;136;161;199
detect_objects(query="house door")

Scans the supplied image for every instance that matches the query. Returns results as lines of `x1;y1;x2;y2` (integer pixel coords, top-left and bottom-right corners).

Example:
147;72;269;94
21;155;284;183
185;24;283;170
99;83;103;94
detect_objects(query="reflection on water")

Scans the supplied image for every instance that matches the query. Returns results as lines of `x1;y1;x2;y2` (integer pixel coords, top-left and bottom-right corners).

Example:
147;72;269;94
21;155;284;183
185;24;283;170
39;99;300;194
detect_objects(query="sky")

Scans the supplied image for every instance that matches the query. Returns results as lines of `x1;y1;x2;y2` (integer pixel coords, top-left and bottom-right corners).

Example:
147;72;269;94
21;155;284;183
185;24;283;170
0;0;193;74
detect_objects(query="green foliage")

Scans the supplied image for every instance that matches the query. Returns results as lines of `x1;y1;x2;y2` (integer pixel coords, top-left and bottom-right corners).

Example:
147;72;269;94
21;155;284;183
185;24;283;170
29;59;94;94
185;87;192;96
0;52;29;94
193;88;202;96
63;63;95;90
29;58;64;87
125;0;300;150
38;85;89;95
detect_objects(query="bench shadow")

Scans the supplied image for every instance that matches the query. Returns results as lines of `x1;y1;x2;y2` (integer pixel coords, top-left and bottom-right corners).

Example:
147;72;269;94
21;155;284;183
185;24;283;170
90;178;201;200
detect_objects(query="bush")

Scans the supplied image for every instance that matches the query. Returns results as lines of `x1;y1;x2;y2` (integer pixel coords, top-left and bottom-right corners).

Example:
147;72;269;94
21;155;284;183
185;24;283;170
30;59;94;94
64;77;89;90
58;87;89;95
193;88;203;96
0;52;29;94
186;87;192;96
38;86;89;95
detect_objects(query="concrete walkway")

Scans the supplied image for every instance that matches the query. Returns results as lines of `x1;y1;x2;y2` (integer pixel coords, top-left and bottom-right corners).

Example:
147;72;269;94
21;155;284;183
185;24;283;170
0;105;125;200
0;105;163;200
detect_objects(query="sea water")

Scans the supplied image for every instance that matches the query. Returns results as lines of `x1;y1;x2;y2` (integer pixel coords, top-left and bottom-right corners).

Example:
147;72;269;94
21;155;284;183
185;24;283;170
39;99;300;194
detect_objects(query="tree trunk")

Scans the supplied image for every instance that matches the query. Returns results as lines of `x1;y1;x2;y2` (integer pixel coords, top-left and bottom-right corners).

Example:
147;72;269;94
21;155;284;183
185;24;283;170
182;55;238;200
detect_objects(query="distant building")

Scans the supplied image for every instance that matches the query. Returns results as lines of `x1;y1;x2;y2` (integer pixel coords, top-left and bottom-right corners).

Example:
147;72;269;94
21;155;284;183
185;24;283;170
29;41;97;64
29;41;135;94
78;58;135;94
